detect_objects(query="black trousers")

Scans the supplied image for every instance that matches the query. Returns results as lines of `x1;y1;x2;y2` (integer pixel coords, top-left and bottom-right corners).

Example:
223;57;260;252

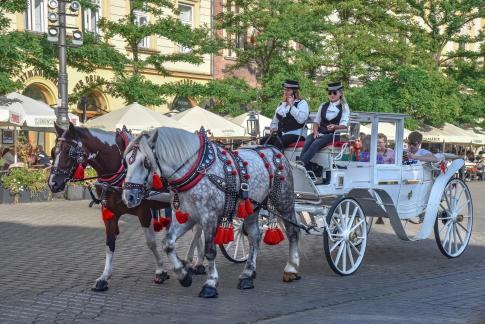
259;134;305;150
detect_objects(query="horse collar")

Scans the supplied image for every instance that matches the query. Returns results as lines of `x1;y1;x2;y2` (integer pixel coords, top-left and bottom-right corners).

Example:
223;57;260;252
169;128;216;192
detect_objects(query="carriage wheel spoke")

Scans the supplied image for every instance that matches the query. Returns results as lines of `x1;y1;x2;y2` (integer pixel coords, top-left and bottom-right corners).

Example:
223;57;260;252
240;235;246;257
332;216;344;233
346;243;355;268
349;241;362;256
454;200;470;215
347;208;358;231
455;224;464;246
455;186;464;204
330;239;343;253
446;225;453;255
457;221;469;234
439;220;451;235
452;224;458;253
442;223;452;247
444;189;452;210
345;201;350;226
342;242;347;272
334;240;345;266
349;219;364;233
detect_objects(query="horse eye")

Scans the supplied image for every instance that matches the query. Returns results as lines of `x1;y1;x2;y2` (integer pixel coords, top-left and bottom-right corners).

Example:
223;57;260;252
144;158;151;169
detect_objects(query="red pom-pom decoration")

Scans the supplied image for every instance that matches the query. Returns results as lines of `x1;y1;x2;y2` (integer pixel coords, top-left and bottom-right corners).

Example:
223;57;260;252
264;162;270;169
276;153;283;158
259;152;265;158
234;151;239;156
175;210;189;224
226;160;232;165
245;198;254;214
221;150;227;155
102;207;114;222
243;161;248;166
278;165;284;170
263;227;285;245
280;176;286;181
152;172;164;190
231;170;237;176
73;164;85;180
237;200;248;218
269;173;274;179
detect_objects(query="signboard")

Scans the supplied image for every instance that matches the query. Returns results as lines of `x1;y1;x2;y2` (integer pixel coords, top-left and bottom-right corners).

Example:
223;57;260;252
2;130;14;144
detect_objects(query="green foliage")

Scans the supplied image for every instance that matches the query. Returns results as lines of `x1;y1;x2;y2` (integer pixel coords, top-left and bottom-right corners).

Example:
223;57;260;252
347;67;462;127
1;168;49;194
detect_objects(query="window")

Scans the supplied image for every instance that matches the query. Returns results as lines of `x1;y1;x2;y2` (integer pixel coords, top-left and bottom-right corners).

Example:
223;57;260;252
84;0;101;35
25;0;46;33
178;4;193;53
225;4;246;57
134;10;149;48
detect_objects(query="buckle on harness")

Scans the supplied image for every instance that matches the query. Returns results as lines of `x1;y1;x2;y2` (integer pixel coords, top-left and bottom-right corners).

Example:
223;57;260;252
240;183;249;191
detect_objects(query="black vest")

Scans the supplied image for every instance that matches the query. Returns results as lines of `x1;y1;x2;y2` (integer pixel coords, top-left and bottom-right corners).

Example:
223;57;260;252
318;102;342;134
276;100;306;133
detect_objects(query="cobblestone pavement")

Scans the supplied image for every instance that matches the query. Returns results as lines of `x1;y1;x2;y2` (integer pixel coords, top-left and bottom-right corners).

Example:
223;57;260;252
0;183;484;323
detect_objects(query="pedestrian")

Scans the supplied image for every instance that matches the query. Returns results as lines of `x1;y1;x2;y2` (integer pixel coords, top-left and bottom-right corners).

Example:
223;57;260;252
1;147;14;169
260;79;309;150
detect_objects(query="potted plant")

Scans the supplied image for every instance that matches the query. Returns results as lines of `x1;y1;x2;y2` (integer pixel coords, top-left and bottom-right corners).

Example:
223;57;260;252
67;167;98;200
0;168;50;203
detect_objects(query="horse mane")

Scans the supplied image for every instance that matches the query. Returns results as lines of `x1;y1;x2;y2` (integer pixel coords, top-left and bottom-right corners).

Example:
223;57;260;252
125;127;199;177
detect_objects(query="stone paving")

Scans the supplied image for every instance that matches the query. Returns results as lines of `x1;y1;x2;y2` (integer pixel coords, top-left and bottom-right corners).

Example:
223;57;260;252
0;182;484;323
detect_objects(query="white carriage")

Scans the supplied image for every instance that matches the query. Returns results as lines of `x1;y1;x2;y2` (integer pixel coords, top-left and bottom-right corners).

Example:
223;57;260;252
221;112;473;275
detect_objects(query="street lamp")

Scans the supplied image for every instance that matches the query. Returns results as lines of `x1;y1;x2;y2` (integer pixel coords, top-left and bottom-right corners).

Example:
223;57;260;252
246;111;260;138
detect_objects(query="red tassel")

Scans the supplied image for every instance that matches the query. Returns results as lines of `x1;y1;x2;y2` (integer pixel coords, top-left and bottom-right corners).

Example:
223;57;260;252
263;228;285;245
152;173;164;190
221;150;227;155
213;225;225;244
237;200;248;218
225;225;234;244
153;220;163;232
234;150;239;155
243;161;248;166
276;153;283;158
264;162;270;169
73;164;85;180
278;165;284;170
159;217;171;228
226;160;232;165
231;170;237;176
176;210;189;224
245;198;254;214
259;152;265;158
102;207;114;221
244;174;250;180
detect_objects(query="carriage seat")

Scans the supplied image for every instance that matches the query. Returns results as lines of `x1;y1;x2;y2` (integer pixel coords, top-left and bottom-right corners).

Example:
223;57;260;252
286;141;347;149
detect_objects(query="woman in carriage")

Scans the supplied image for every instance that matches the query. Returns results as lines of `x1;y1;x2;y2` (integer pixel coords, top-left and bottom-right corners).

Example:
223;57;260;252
299;81;350;170
259;80;309;150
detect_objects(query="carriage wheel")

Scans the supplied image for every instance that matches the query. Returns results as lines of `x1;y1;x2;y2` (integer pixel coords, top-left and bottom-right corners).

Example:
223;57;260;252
434;178;473;258
219;218;249;263
323;198;367;276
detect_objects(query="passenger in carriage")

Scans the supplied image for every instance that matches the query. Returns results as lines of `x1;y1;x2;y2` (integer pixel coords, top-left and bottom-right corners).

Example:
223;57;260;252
377;133;395;164
259;80;309;150
404;131;440;163
299;81;350;170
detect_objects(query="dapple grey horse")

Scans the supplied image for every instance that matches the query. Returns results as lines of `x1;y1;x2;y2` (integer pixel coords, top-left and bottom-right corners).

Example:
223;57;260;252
122;127;301;298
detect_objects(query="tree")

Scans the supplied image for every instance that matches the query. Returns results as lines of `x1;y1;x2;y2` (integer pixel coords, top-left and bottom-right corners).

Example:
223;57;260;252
0;0;58;95
87;0;221;106
215;0;327;117
347;66;462;127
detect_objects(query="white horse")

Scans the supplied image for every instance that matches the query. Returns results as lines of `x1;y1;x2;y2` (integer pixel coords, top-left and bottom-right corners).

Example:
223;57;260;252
122;127;301;298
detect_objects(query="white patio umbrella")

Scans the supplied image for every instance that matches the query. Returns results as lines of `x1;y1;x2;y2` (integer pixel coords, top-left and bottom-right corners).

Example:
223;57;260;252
84;102;191;134
173;106;246;138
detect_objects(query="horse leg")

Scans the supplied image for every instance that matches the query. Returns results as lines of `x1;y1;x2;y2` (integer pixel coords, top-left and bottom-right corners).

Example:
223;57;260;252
185;225;206;275
142;225;170;284
162;220;196;287
198;226;219;298
92;216;119;292
281;209;301;282
237;213;259;290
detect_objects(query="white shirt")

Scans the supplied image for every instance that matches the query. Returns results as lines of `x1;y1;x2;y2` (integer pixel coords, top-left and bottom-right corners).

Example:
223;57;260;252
314;100;350;127
270;99;309;136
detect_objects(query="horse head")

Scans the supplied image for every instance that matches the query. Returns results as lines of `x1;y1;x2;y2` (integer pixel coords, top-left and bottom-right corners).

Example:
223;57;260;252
122;130;159;208
48;122;87;192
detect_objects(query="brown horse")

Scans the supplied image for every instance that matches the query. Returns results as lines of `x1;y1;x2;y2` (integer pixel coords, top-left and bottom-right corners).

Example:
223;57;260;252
48;123;205;292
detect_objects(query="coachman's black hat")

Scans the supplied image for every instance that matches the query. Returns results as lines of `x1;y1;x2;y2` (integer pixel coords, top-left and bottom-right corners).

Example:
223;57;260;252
282;80;300;89
327;81;343;91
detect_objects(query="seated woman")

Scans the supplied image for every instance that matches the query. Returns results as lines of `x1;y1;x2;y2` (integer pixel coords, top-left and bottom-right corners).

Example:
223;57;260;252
359;135;371;162
259;79;309;150
299;81;350;169
377;133;395;164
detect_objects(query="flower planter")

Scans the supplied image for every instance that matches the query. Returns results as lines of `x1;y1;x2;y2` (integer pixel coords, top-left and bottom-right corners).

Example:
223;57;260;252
67;185;87;200
30;189;51;203
0;187;15;204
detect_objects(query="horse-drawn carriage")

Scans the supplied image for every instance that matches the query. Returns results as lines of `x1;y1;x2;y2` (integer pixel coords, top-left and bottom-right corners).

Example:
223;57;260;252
222;112;473;275
49;111;473;297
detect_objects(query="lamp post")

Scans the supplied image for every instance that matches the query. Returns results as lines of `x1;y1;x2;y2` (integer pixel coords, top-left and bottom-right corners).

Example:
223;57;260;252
246;111;260;138
47;0;83;129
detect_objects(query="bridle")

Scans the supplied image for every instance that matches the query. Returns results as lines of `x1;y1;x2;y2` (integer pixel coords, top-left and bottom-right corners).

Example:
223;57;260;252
50;137;89;178
122;141;154;195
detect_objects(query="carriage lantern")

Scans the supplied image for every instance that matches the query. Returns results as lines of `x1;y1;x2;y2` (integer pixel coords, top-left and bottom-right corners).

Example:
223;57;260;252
246;111;260;138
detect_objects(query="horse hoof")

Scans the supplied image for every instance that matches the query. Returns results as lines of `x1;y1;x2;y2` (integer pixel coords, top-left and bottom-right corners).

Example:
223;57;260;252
179;268;193;287
192;265;206;275
92;279;109;292
154;271;170;284
198;285;218;298
237;277;254;290
282;272;301;283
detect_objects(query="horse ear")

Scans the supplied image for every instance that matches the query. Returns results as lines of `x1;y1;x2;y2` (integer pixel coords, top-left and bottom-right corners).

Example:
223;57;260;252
68;122;76;135
54;122;64;136
148;129;159;146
